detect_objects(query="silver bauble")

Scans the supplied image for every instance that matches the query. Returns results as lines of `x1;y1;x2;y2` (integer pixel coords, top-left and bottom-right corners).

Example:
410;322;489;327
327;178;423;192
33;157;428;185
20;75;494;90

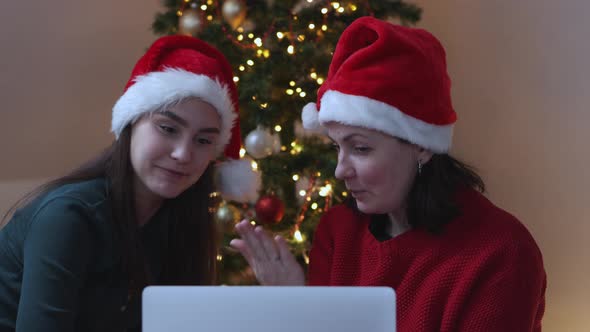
244;126;274;159
178;8;205;36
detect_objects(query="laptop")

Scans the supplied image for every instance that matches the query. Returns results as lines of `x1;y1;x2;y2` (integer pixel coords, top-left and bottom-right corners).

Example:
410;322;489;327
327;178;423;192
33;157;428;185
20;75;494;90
143;286;396;332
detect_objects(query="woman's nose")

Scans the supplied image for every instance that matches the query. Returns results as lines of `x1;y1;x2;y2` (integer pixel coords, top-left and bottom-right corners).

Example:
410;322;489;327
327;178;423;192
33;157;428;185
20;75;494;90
334;153;354;180
170;140;192;163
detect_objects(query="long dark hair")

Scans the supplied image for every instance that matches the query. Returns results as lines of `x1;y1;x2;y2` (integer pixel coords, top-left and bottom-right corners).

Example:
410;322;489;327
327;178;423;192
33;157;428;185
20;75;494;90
1;125;218;293
406;153;485;233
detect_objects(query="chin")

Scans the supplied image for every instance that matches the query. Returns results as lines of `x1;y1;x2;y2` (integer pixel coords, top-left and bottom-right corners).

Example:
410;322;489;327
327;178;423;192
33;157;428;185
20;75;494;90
355;202;378;214
149;184;187;199
355;200;393;215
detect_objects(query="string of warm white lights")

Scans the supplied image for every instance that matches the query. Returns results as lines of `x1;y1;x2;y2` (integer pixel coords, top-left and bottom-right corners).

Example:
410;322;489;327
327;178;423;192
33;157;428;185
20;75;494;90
176;0;362;248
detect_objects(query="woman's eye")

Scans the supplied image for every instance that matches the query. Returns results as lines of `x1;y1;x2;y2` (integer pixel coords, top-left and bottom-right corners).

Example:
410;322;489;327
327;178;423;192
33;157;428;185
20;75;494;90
158;124;177;134
331;143;340;151
354;146;372;153
196;137;213;145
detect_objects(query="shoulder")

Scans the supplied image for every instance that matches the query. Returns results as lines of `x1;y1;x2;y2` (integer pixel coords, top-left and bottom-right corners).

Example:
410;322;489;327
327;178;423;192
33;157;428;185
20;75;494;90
30;178;109;217
452;188;544;268
42;178;109;208
23;178;111;236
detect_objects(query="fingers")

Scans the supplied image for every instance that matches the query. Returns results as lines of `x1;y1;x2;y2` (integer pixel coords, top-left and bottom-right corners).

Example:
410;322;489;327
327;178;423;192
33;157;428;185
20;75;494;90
275;235;297;265
229;238;256;267
240;222;271;261
255;226;280;261
233;219;275;262
231;221;306;286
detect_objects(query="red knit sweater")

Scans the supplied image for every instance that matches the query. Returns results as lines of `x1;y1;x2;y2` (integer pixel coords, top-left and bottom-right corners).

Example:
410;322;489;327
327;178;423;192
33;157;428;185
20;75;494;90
308;189;546;331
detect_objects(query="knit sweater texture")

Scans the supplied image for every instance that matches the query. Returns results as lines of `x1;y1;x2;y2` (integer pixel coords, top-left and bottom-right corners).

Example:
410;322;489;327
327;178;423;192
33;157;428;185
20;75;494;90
308;188;546;331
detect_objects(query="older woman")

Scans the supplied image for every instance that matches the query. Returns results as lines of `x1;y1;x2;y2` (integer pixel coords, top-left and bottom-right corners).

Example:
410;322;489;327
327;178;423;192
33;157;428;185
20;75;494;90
231;16;546;331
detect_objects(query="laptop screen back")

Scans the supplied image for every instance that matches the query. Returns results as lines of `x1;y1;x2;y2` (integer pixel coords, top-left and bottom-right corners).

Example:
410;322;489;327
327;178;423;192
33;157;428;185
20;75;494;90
142;286;396;332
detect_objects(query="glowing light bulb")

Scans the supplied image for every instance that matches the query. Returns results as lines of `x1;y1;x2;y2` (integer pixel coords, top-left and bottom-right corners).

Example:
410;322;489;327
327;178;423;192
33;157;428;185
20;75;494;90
294;230;304;242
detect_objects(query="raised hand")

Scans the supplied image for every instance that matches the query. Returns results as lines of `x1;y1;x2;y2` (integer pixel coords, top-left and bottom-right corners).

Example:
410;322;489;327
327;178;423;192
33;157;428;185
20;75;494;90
229;219;305;286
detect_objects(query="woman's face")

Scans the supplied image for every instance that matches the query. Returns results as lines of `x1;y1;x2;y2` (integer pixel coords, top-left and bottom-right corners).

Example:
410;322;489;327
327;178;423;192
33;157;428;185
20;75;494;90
130;98;221;202
325;122;432;215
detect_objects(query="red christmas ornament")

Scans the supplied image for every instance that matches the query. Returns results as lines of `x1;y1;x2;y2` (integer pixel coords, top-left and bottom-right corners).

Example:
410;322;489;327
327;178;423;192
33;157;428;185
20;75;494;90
255;195;285;225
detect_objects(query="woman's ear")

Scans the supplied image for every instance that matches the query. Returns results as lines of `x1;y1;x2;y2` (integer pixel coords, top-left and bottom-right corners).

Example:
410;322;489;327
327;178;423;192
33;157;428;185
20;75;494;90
417;147;434;165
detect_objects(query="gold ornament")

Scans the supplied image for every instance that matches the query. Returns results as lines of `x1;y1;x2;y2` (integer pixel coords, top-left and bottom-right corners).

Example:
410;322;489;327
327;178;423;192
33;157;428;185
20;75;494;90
179;8;205;36
222;0;247;30
215;202;241;233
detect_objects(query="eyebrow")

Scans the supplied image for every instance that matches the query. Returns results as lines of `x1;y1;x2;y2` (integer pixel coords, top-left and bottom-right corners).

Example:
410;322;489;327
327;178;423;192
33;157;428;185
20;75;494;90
331;133;369;143
159;111;220;134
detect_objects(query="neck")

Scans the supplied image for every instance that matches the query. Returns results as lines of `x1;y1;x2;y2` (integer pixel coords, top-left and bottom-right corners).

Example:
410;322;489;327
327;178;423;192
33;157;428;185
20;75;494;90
386;210;411;238
135;197;162;227
133;178;163;227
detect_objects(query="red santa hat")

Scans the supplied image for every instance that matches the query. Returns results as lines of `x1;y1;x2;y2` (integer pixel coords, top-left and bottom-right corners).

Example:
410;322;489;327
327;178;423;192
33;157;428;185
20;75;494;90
112;35;260;203
302;16;456;153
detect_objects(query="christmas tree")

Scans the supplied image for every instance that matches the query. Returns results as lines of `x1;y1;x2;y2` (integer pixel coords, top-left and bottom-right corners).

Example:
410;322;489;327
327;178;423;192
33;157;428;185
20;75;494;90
152;0;421;285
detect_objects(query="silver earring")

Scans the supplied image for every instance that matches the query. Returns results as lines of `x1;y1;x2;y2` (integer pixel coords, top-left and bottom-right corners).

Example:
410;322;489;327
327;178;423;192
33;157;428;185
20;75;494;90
417;160;422;175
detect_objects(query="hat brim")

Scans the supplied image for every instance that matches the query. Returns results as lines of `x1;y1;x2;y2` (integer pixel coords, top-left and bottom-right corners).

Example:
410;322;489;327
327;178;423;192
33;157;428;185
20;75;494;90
318;90;453;153
111;68;236;155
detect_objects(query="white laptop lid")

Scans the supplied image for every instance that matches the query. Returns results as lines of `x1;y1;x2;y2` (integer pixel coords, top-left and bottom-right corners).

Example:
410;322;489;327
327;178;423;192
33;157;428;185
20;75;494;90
143;286;396;332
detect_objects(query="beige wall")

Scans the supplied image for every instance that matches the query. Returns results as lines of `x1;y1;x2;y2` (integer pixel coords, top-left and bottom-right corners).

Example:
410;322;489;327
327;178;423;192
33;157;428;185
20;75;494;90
1;0;588;330
0;0;161;213
0;0;161;181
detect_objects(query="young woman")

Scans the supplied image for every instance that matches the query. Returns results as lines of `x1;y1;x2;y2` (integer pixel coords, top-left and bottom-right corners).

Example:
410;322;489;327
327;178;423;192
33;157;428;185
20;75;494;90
230;17;547;331
0;35;257;332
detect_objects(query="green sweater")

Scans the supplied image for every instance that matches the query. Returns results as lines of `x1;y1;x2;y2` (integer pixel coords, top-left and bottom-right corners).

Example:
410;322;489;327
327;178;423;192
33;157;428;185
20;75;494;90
0;178;167;331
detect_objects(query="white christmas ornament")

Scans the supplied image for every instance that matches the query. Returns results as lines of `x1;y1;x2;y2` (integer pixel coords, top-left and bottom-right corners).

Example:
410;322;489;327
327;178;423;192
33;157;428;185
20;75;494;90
272;133;282;154
245;126;274;159
215;157;261;204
